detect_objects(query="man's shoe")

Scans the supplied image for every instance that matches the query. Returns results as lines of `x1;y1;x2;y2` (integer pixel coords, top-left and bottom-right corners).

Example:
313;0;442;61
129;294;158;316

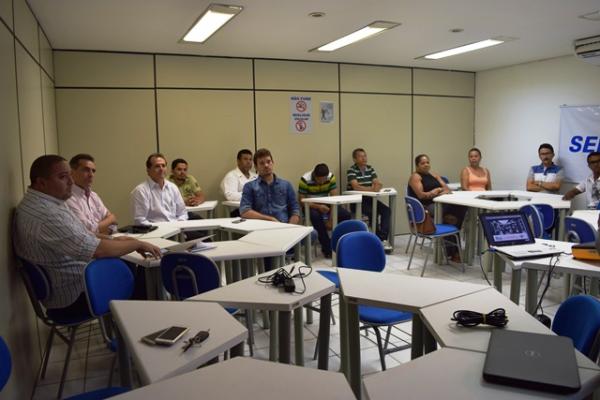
382;240;393;253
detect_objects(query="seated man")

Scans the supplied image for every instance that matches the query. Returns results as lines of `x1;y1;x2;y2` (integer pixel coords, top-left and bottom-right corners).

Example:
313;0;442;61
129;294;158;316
526;143;564;194
14;155;161;319
220;149;257;216
168;158;205;206
563;151;600;208
298;163;351;258
131;153;188;224
66;153;117;234
347;148;391;248
240;148;300;224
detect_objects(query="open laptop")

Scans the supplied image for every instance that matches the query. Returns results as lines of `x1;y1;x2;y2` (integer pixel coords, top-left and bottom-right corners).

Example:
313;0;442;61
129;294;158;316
479;212;562;260
483;329;580;394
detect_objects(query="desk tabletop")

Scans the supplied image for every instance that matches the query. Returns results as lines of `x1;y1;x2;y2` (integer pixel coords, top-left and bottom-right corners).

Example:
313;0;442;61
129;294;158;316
219;219;305;234
419;288;599;370
221;200;240;208
154;218;232;232
111;357;355;400
301;194;362;205
344;187;397;197
239;226;313;252
338;269;488;313
364;347;600;400
185;200;218;213
187;263;335;311
521;252;600;279
434;190;571;210
110;301;247;385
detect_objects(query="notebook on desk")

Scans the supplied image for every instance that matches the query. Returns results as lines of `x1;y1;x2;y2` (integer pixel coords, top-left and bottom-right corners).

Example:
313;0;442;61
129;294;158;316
479;212;562;260
483;329;580;394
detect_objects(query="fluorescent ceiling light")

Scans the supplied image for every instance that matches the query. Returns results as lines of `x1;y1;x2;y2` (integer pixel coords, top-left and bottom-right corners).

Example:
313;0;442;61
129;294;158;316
182;4;243;43
312;21;400;52
423;39;504;59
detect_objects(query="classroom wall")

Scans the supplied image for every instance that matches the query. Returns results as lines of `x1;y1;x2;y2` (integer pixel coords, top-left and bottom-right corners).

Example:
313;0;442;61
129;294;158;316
475;55;600;209
0;0;57;397
54;51;475;234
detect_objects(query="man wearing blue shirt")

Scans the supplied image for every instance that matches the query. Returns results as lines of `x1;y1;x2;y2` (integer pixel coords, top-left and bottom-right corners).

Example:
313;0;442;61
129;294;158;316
240;148;300;224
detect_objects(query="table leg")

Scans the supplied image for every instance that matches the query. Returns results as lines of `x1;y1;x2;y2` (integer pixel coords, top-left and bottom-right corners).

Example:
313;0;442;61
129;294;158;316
347;301;361;400
434;202;442;264
115;325;132;387
231;341;244;357
389;194;396;248
294;308;304;366
303;234;314;325
332;205;338;231
279;311;291;364
411;315;424;360
493;252;503;293
423;326;436;354
371;198;377;233
317;293;332;370
525;269;539;315
510;269;522;305
356;202;362;221
269;311;278;361
304;203;310;227
339;291;349;376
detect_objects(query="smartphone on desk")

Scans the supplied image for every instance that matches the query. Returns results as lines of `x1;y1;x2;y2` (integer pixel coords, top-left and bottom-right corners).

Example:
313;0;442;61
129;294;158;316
232;218;246;224
141;328;167;346
154;326;189;345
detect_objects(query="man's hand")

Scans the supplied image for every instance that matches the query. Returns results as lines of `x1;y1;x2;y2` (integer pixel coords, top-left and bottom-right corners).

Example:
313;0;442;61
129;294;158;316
137;242;162;259
289;215;300;225
318;204;330;213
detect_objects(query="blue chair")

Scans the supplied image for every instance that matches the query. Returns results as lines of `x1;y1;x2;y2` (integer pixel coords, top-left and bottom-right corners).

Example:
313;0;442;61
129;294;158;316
404;196;463;276
596;202;600;210
160;253;254;355
0;337;10;392
318;219;368;285
520;204;544;238
440;176;450;184
564;217;597;243
552;295;600;361
338;231;412;371
534;204;555;237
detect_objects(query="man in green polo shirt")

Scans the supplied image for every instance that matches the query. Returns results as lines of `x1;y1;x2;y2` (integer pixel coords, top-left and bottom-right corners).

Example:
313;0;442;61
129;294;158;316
168;158;205;206
347;148;391;249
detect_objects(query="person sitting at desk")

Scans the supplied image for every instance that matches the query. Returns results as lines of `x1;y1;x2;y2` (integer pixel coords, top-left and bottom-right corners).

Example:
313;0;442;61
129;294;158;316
131;153;188;225
347;148;391;248
563;151;600;209
240;148;300;224
168;158;205;207
66;153;118;234
220;149;257;216
14;155;161;320
298;163;351;258
526;143;563;194
460;147;492;191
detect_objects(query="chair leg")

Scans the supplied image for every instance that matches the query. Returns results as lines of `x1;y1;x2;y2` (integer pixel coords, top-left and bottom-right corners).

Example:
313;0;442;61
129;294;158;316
405;234;413;254
372;326;387;371
384;326;392;350
421;240;433;277
40;328;56;379
407;235;419;270
57;326;78;399
455;233;465;272
107;353;117;387
245;309;254;357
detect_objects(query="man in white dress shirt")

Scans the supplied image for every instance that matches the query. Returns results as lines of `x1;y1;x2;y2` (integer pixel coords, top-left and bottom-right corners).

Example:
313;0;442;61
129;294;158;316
131;153;188;224
220;149;257;216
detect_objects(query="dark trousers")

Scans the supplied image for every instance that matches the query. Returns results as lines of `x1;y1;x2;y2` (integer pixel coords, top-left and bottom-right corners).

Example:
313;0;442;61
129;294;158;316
309;207;352;255
361;197;390;241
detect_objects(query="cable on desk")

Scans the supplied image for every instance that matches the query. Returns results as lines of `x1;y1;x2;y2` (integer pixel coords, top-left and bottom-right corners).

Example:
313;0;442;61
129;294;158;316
534;253;566;316
478;249;493;286
257;264;312;294
451;308;508;328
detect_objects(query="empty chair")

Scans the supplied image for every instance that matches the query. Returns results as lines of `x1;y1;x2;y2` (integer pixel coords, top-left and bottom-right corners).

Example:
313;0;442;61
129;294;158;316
520;204;544;238
564;217;597;243
552;295;600;361
404;196;463;276
318;219;368;285
534;204;555;237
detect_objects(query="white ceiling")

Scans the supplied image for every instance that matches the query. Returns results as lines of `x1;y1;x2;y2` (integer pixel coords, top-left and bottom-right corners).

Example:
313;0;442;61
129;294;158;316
29;0;600;72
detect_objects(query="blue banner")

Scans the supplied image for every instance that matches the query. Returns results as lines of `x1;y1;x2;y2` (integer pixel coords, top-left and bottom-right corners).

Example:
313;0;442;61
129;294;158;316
558;105;600;183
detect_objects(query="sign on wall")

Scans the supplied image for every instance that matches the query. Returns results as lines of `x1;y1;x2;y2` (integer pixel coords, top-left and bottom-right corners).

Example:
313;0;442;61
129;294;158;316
290;96;312;134
558;105;600;183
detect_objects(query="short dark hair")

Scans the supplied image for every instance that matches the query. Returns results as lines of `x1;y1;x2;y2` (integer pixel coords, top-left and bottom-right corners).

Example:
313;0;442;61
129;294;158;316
146;153;166;169
468;147;481;157
352;148;366;159
538;143;554;154
253;148;272;165
313;163;329;178
415;154;429;166
30;155;66;185
171;158;187;170
587;152;600;163
69;153;94;169
237;149;253;160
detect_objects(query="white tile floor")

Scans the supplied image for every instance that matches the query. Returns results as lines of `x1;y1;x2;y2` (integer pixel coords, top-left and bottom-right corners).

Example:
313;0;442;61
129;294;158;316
31;234;567;399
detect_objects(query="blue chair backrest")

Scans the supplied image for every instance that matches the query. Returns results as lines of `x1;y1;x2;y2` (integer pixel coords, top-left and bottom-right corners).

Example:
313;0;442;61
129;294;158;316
405;196;425;225
337;231;386;272
564;217;597;243
519;205;543;238
160;253;221;300
0;337;11;391
534;204;555;231
552;295;600;358
84;258;134;316
596;202;600;210
440;176;449;184
331;219;368;254
19;259;50;302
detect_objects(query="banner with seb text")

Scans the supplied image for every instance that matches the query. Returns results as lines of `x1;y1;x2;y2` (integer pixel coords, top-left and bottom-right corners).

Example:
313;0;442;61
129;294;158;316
558;105;600;183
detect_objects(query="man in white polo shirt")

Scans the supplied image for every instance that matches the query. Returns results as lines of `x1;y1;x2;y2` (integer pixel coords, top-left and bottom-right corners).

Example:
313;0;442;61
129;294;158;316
563;151;600;209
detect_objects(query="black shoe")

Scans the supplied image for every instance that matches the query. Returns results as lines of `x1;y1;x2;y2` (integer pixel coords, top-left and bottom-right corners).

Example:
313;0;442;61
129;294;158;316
323;252;332;259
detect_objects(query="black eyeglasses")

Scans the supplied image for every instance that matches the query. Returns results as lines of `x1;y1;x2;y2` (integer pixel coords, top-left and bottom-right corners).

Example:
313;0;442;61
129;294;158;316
181;330;210;353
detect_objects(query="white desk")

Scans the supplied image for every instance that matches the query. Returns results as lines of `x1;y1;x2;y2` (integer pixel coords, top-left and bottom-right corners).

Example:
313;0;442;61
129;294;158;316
239;226;313;252
344;188;398;248
219;218;303;234
221;200;240;217
185;200;218;218
187;264;335;368
110;300;247;386
301;194;362;231
364;347;600;400
111;357;355;400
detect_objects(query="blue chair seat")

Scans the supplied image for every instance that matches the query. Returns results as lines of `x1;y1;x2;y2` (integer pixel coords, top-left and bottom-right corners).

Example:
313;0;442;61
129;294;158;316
317;270;340;288
358;305;412;325
432;224;459;236
64;386;130;400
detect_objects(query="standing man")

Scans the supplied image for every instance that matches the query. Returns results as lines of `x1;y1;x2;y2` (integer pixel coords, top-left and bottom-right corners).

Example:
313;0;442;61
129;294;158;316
14;155;161;319
563;151;600;208
240;148;300;224
526;143;564;194
347;148;391;248
299;163;351;258
66;153;117;235
131;153;187;224
168;158;205;206
221;149;257;216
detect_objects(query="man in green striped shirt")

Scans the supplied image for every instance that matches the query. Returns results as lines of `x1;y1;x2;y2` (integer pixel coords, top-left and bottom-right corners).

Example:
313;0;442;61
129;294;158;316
299;163;350;258
347;148;391;247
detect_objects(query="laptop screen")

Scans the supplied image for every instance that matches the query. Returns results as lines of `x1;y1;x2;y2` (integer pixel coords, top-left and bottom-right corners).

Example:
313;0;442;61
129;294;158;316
479;212;535;246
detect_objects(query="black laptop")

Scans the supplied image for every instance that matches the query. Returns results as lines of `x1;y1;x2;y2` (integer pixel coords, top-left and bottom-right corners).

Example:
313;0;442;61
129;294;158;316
483;329;580;394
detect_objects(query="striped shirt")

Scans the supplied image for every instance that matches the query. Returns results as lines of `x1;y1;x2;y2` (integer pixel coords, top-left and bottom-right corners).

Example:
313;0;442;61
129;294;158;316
298;171;336;198
347;164;378;190
14;188;100;309
527;163;564;194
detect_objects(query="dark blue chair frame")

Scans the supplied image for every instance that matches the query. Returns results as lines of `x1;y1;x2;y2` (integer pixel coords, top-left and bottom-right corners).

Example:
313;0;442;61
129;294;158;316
552;295;600;361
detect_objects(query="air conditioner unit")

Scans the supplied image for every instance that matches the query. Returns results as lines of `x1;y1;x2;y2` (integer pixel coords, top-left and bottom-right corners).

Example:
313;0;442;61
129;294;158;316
574;35;600;65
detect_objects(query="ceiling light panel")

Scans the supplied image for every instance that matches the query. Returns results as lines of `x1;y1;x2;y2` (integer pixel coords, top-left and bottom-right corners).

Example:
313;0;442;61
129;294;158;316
312;21;400;52
182;4;243;43
422;39;504;60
